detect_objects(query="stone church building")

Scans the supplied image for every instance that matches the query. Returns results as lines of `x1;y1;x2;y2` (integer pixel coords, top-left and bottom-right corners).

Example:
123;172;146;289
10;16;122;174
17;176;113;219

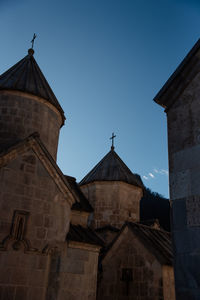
0;46;175;299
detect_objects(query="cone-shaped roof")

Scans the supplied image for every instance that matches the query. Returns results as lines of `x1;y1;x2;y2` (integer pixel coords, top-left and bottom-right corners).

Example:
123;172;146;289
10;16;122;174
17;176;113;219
0;48;65;125
79;147;143;188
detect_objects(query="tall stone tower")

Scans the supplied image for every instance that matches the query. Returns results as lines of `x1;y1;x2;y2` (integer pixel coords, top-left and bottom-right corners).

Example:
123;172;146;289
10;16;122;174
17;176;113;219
0;48;65;159
154;39;200;299
0;49;75;299
80;145;143;231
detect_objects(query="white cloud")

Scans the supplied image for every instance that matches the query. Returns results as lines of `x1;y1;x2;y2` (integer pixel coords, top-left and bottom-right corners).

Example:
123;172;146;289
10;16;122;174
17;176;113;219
153;168;168;176
149;173;155;178
142;168;168;182
161;169;168;175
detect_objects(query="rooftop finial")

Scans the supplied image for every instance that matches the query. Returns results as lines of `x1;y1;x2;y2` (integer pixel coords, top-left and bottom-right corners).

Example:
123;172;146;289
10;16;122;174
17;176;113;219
110;132;116;151
31;33;37;49
28;33;37;56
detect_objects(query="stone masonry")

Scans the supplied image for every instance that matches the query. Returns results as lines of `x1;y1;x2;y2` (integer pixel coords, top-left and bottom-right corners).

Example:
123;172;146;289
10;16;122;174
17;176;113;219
97;227;174;300
0;147;71;299
154;39;200;299
0;46;175;300
0;49;101;300
0;90;62;160
56;242;100;300
81;181;142;229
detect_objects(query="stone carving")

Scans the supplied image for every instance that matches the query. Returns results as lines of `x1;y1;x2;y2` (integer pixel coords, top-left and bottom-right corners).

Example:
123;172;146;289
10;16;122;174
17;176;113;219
42;244;59;255
0;210;38;252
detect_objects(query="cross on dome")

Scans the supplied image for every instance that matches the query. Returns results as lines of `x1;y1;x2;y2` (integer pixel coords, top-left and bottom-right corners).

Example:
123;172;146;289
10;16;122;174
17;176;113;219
110;132;116;150
31;33;37;49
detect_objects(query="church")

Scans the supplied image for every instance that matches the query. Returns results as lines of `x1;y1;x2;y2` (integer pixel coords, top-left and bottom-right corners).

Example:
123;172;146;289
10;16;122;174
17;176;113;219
0;45;175;299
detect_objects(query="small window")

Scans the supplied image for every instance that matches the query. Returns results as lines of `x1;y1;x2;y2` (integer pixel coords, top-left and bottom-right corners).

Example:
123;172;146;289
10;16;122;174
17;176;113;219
121;268;133;295
121;268;133;282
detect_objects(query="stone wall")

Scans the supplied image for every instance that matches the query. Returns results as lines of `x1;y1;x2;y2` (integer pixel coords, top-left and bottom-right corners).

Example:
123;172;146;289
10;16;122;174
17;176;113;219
81;181;142;229
0;90;62;159
167;71;200;298
0;150;71;247
71;211;89;227
162;265;175;300
56;242;100;300
0;250;50;300
0;150;71;298
98;227;164;300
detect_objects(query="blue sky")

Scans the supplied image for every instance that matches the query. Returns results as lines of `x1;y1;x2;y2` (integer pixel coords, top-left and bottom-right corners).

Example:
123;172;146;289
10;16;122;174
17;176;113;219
1;0;200;197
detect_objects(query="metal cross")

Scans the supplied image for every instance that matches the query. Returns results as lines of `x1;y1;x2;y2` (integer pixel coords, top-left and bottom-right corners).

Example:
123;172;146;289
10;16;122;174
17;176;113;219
110;132;116;150
31;33;37;49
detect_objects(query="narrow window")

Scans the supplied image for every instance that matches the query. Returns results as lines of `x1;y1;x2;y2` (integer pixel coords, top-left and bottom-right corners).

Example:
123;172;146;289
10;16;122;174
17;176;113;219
121;268;133;295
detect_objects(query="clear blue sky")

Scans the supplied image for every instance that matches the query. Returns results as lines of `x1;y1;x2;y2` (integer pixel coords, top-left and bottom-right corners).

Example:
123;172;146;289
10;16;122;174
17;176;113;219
1;0;200;197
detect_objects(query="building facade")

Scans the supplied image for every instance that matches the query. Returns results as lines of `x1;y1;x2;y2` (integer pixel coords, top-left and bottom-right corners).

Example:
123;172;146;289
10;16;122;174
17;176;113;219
0;46;175;300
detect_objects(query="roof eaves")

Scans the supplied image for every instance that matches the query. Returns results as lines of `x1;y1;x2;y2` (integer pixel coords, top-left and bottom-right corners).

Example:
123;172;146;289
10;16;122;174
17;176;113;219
79;149;143;188
0;52;66;126
154;39;200;110
101;222;173;265
67;224;105;247
65;175;93;213
127;222;173;265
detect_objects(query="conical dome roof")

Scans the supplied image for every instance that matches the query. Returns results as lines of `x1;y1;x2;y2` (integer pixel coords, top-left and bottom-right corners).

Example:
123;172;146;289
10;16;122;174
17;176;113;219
79;148;143;188
0;49;65;125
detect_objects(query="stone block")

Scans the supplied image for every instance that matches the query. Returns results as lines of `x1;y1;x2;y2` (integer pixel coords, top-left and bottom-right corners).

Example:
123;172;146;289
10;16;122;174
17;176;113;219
20;254;37;269
10;268;28;285
62;259;84;274
20;197;32;210
15;286;28;300
43;202;51;214
172;145;200;172
171;198;187;230
1;286;15;300
33;214;44;227
3;253;21;268
135;255;145;267
44;215;54;228
28;270;45;287
10;108;17;115
175;253;200;289
31;238;42;249
22;174;31;185
170;170;191;200
173;227;200;254
134;268;142;281
67;248;89;261
59;290;76;300
14;184;25;195
176;288;200;300
37;256;48;270
27;287;45;300
186;195;200;226
62;273;82;288
37;163;49;177
0;221;10;234
36;227;47;239
190;169;200;195
24;186;34;197
47;229;54;239
139;282;148;297
0;267;11;284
